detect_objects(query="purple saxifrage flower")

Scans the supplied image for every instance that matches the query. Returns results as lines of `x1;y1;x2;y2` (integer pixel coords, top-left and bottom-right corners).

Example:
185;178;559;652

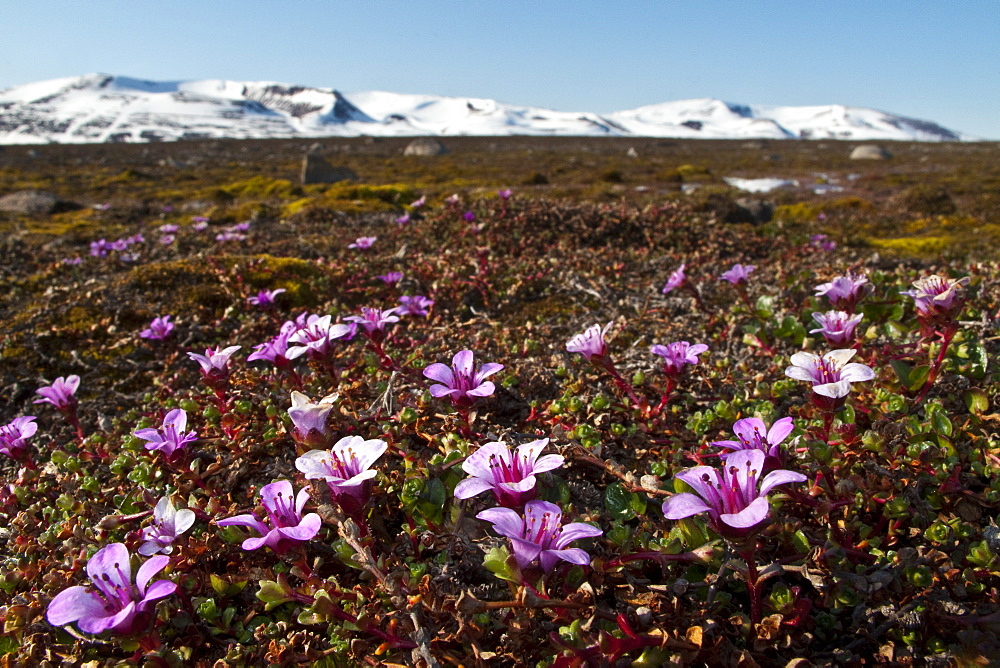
454;439;563;508
566;322;613;362
498;188;513;200
348;236;376;250
34;375;80;410
140;315;175;341
377;271;404;285
345;307;400;343
901;274;970;322
287;391;338;448
661;263;687;295
139;496;196;556
0;416;37;462
477;500;602;573
134;408;198;461
650;341;709;377
187;345;241;387
286;315;355;361
814;271;872;312
784;349;875;411
397;295;434;317
423;350;504;408
217;480;321;555
247;322;297;368
295;435;388;517
711;416;795;466
395;214;411;225
46;543;177;636
810;310;863;346
248;288;286;309
462;211;476;222
720;263;755;285
662;449;806;542
410;196;426;209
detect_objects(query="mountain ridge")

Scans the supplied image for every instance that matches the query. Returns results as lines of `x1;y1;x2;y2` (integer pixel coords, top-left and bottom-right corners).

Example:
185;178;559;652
0;73;970;144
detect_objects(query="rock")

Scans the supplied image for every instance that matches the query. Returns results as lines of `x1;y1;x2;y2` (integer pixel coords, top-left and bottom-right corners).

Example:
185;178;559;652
403;138;447;156
735;198;773;224
626;146;639;158
0;190;70;215
851;144;892;160
300;153;357;185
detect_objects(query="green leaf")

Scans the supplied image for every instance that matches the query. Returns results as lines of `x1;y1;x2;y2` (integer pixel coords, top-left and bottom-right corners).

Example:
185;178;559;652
890;360;912;386
754;295;775;319
483;545;520;583
969;343;990;379
255;578;296;611
908;365;931;392
931;411;953;437
605;483;643;521
964;389;989;414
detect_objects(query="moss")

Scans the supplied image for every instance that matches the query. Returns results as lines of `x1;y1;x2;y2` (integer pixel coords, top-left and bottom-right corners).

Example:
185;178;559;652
675;164;713;182
215;176;302;200
281;197;315;218
866;236;952;256
323;182;416;205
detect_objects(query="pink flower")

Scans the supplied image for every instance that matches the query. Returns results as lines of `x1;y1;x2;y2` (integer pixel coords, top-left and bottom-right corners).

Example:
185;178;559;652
187;346;241;380
247;288;286;309
423;350;504;408
217;480;321;555
397;295;434;317
454;439;563;507
901;275;970;321
140;315;175;340
650;341;708;376
247;321;297;367
295;435;387;518
138;497;196;556
0;416;37;462
662;449;805;542
134;409;198;461
285;315;355;361
286;391;338;448
46;543;177;636
566;322;613;362
662;263;687;294
814;271;872;312
34;375;80;410
711;416;795;465
784;349;874;410
345;307;400;342
810;311;863;346
348;236;376;250
377;271;404;285
720;263;755;285
477;500;602;573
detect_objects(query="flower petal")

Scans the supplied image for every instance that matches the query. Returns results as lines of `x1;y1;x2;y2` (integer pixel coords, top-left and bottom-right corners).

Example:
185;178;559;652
422;363;455;386
759;469;808;496
839;363;875;383
661;493;712;520
136;555;170;593
46;587;106;627
476;507;524;539
453;477;495;500
277;513;322;542
812;380;852;398
766;417;796;445
451;350;475;378
720;496;771;529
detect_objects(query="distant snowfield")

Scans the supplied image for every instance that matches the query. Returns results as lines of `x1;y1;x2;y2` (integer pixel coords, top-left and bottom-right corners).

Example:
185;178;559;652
723;177;800;193
0;74;972;144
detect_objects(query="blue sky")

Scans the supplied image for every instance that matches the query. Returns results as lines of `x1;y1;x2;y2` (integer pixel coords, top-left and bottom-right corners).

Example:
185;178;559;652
2;1;997;138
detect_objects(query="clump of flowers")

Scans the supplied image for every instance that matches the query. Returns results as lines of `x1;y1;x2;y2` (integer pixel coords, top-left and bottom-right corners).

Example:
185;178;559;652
46;543;177;636
423;350;503;408
0;416;37;466
784;349;874;411
247;321;298;370
650;341;709;400
140;315;175;341
134;409;198;462
454;439;563;508
139;496;196;556
477;500;602;574
810;311;863;346
295;435;388;528
217;480;321;555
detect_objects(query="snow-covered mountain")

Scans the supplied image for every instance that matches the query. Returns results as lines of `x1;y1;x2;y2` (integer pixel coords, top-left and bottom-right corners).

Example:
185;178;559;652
0;74;969;144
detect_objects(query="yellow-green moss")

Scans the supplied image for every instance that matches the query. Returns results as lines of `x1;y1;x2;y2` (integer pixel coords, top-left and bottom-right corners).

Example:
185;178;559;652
867;236;952;255
215;176;303;200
